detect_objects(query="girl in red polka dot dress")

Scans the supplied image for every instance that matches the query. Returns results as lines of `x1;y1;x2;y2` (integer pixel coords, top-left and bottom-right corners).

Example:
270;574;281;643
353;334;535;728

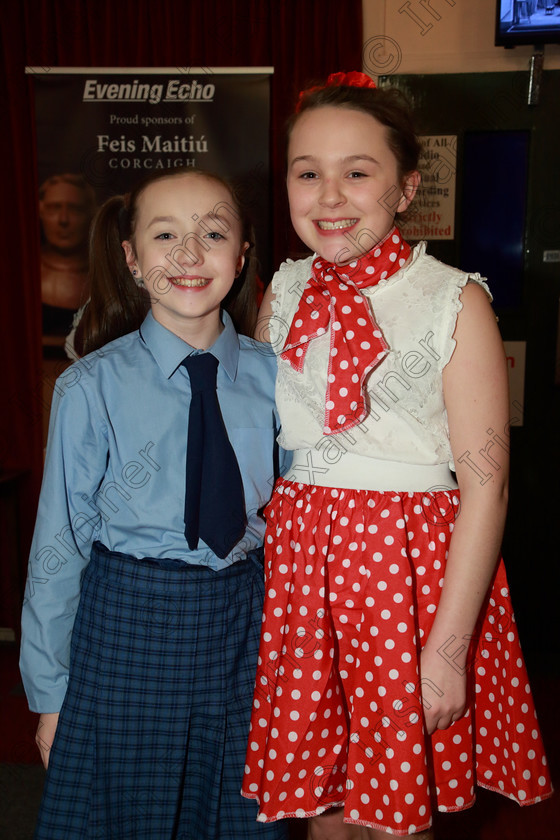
241;72;553;839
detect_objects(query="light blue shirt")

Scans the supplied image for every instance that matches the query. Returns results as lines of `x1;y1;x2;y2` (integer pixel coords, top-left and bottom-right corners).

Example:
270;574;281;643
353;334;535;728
20;310;285;712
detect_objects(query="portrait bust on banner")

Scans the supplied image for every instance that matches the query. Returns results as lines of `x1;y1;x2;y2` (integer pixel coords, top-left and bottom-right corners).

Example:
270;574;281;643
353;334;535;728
39;173;96;353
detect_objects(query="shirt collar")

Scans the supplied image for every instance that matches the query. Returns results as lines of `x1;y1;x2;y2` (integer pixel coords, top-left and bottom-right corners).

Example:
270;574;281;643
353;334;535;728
139;310;240;381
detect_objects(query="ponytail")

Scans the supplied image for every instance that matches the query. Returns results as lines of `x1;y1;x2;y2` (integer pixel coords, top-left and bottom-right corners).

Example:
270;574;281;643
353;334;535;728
74;196;149;356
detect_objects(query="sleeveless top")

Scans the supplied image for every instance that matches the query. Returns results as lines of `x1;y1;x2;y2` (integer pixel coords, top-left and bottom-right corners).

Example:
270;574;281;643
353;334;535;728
270;242;491;475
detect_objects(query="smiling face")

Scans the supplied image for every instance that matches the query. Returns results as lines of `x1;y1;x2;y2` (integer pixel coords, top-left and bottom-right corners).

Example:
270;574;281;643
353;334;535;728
123;173;248;347
287;105;419;265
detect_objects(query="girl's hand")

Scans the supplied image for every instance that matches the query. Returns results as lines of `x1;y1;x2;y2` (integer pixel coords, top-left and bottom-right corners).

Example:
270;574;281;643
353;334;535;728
419;644;467;735
35;712;59;769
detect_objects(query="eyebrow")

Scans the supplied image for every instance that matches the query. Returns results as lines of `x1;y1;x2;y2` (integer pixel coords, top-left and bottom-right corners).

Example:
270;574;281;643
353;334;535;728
146;216;177;228
290;154;380;167
146;212;231;230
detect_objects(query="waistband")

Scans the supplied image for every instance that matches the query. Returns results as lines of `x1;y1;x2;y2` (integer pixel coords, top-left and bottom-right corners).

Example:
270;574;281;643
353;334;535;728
283;449;458;492
88;541;264;592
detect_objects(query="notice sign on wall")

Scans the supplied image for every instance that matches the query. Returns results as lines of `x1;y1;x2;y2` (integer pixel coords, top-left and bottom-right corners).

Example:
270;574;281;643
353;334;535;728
402;135;457;241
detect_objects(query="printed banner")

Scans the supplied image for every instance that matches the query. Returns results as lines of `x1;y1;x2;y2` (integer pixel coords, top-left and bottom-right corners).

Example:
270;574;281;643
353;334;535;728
27;67;272;353
402;134;457;241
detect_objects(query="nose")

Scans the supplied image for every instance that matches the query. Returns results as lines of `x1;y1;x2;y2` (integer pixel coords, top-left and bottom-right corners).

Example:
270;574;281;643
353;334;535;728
169;233;208;271
185;236;207;266
318;178;346;209
58;204;71;226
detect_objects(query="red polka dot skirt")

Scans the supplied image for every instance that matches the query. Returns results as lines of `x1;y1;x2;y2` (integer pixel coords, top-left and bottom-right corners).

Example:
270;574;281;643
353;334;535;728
242;480;553;836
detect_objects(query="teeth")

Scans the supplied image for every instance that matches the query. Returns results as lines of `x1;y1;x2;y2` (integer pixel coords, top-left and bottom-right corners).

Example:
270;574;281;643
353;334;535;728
172;277;210;287
317;219;357;231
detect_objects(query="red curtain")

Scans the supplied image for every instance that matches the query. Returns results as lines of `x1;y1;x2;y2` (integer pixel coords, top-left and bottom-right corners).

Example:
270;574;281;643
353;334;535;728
0;0;363;588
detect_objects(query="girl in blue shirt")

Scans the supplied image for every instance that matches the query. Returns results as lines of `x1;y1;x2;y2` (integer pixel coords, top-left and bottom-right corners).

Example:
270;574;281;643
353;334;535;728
20;168;287;840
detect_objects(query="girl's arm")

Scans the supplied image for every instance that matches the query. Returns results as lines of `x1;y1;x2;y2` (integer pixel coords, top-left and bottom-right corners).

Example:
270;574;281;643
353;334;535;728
20;370;107;717
420;282;509;734
254;281;276;343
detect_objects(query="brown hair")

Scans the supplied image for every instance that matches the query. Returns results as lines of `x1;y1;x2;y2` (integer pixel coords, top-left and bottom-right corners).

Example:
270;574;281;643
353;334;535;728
288;83;422;183
75;168;257;356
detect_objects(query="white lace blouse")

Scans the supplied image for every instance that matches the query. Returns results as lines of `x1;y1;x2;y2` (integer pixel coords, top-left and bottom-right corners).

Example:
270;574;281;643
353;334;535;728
270;242;491;477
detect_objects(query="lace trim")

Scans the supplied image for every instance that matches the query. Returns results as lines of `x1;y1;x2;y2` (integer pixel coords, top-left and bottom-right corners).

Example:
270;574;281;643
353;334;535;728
440;272;492;371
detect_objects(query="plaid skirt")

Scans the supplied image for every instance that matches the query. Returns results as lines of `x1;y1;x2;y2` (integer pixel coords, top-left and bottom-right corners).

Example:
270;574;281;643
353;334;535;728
34;541;287;840
242;480;553;836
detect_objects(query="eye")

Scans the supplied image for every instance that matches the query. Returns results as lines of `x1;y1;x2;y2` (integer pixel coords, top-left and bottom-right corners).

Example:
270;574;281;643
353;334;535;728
348;171;367;179
204;231;225;241
155;232;174;240
298;171;318;180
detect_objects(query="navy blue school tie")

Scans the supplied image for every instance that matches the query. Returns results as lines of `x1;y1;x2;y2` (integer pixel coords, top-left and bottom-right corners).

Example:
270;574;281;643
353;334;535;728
182;352;246;559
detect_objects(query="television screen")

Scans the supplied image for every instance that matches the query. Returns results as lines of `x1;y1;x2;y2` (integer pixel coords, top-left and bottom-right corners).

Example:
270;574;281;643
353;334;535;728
496;0;560;46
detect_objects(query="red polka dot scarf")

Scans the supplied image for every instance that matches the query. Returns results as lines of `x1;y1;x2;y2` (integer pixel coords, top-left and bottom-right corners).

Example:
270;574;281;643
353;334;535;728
281;227;410;435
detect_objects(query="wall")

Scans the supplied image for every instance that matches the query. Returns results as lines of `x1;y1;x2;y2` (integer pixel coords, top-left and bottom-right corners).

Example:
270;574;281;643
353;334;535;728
362;0;560;76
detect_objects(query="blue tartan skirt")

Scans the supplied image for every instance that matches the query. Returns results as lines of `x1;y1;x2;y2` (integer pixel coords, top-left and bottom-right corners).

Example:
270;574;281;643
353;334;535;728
34;541;287;840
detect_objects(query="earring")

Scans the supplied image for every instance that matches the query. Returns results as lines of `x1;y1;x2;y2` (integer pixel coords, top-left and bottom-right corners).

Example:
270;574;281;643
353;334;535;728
132;269;144;288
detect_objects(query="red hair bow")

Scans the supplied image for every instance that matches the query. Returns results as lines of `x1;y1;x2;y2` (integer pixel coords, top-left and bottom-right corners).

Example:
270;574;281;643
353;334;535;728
326;71;377;89
296;71;376;112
